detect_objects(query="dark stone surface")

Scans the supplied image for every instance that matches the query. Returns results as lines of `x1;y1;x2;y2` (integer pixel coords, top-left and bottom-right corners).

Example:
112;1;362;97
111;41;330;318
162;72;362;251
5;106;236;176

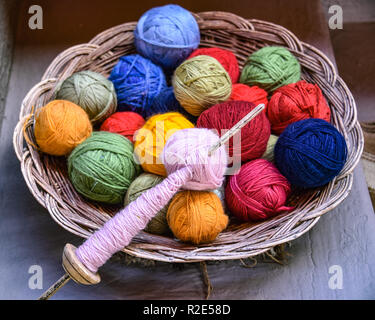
0;0;374;300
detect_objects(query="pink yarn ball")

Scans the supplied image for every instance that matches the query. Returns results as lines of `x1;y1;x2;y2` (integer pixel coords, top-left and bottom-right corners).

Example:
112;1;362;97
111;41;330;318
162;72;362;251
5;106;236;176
225;159;293;221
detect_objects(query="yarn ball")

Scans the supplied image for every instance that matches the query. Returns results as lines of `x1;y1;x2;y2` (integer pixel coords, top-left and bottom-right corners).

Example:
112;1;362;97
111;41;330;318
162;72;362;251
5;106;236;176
188;47;240;83
34;100;92;156
100;112;145;143
145;87;196;122
167;190;228;244
197;100;271;162
240;46;301;93
261;134;278;162
229;83;268;110
54;71;117;125
68;131;141;204
108;54;167;117
124;173;170;235
267;80;331;135
162;128;228;190
274;118;347;188
172;55;232;116
134;4;200;72
226;159;293;221
134;112;194;176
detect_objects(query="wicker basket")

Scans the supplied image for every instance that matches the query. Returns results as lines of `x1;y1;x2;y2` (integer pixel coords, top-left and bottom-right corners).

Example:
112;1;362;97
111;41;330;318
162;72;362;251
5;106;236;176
13;11;363;263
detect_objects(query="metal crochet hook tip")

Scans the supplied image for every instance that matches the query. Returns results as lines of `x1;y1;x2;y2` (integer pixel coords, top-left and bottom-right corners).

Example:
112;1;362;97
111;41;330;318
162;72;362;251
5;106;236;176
208;103;265;156
38;273;71;300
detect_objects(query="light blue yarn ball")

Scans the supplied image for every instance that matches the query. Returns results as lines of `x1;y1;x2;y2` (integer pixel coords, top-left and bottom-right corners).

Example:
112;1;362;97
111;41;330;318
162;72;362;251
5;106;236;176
134;4;200;72
108;54;167;118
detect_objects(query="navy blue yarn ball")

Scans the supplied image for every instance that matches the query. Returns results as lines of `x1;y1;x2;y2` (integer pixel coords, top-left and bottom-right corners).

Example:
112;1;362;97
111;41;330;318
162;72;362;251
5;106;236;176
274;118;347;188
134;4;200;72
109;54;167;118
145;87;197;123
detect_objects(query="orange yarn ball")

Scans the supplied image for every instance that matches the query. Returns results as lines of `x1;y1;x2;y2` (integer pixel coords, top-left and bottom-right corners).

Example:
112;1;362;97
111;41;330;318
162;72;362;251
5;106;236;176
134;112;194;176
167;190;228;244
34;100;92;156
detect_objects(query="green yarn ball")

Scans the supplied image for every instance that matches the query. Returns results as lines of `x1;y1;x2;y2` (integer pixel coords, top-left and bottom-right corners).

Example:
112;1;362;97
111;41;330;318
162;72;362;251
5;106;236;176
68;131;141;204
172;55;232;116
124;173;171;235
240;46;301;93
261;134;278;162
55;70;117;125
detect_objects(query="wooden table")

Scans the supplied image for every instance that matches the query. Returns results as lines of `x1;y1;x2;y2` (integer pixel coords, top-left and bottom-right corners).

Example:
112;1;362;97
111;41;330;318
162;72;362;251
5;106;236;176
1;0;374;299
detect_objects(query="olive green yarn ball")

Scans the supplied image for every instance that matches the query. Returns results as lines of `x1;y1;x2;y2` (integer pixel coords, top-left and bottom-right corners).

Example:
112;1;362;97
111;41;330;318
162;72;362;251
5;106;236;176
240;46;301;93
172;55;232;116
261;134;278;162
124;173;171;235
55;70;117;125
68;131;141;204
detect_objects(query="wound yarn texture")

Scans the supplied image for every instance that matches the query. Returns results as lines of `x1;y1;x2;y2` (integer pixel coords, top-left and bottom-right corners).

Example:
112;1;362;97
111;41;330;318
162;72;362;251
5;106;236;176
167;190;228;244
225;159;293;221
109;54;167;117
75;127;228;272
274;118;348;188
68;131;141;204
172;55;232;116
134;4;200;72
124;173;171;235
197;100;271;162
134;112;194;176
229;83;268;110
34;100;92;156
55;70;117;125
261;134;278;162
100;111;145;143
188;47;240;83
267;80;331;135
240;46;301;93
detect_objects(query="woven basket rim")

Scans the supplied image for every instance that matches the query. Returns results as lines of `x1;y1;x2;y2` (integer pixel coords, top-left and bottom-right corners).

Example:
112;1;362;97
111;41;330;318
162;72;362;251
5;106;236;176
13;11;363;263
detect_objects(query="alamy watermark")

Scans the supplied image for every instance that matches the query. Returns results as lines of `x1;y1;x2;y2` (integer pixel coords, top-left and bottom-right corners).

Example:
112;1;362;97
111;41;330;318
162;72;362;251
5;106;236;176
28;5;43;30
328;5;343;30
28;265;43;290
328;265;343;290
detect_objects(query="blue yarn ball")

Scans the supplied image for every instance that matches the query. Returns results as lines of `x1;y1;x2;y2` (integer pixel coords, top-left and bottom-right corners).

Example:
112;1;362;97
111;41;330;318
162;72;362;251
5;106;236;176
274;118;347;188
146;87;197;123
109;54;167;118
134;4;200;72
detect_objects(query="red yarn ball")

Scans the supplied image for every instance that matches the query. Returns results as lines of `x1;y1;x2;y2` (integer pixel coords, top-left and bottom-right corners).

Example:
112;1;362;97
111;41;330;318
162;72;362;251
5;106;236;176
100;111;145;143
225;159;293;221
229;83;268;110
197;101;271;162
267;80;331;135
188;47;240;83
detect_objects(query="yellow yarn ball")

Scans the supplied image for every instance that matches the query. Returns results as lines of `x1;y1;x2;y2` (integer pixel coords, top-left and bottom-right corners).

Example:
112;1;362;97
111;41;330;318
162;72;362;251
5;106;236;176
172;55;232;116
34;100;92;156
134;112;194;176
167;190;228;244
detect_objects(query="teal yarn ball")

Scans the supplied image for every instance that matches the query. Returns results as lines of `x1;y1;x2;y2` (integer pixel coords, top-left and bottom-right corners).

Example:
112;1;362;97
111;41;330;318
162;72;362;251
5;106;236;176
240;46;301;93
55;70;117;125
134;4;200;72
68;131;141;204
124;173;171;235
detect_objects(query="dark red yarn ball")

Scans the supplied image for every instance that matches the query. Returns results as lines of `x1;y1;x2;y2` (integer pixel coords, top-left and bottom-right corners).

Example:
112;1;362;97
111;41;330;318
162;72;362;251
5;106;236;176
100;111;145;143
197;100;271;162
225;159;293;222
267;80;331;135
188;47;240;83
229;83;268;110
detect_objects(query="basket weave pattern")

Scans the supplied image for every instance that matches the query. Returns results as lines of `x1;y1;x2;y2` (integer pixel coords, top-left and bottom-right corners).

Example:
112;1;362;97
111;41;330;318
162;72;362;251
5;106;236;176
13;12;363;263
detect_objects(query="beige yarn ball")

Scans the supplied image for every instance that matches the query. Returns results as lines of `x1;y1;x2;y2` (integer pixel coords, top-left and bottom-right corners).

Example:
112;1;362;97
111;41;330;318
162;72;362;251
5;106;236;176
172;55;232;116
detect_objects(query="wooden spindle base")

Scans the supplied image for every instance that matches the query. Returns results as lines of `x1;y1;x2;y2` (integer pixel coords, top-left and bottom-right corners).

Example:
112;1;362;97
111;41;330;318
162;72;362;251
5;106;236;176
62;243;101;285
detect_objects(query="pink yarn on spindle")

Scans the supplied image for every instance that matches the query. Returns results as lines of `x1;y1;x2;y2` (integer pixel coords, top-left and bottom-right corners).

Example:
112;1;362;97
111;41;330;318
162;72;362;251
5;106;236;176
76;128;227;273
